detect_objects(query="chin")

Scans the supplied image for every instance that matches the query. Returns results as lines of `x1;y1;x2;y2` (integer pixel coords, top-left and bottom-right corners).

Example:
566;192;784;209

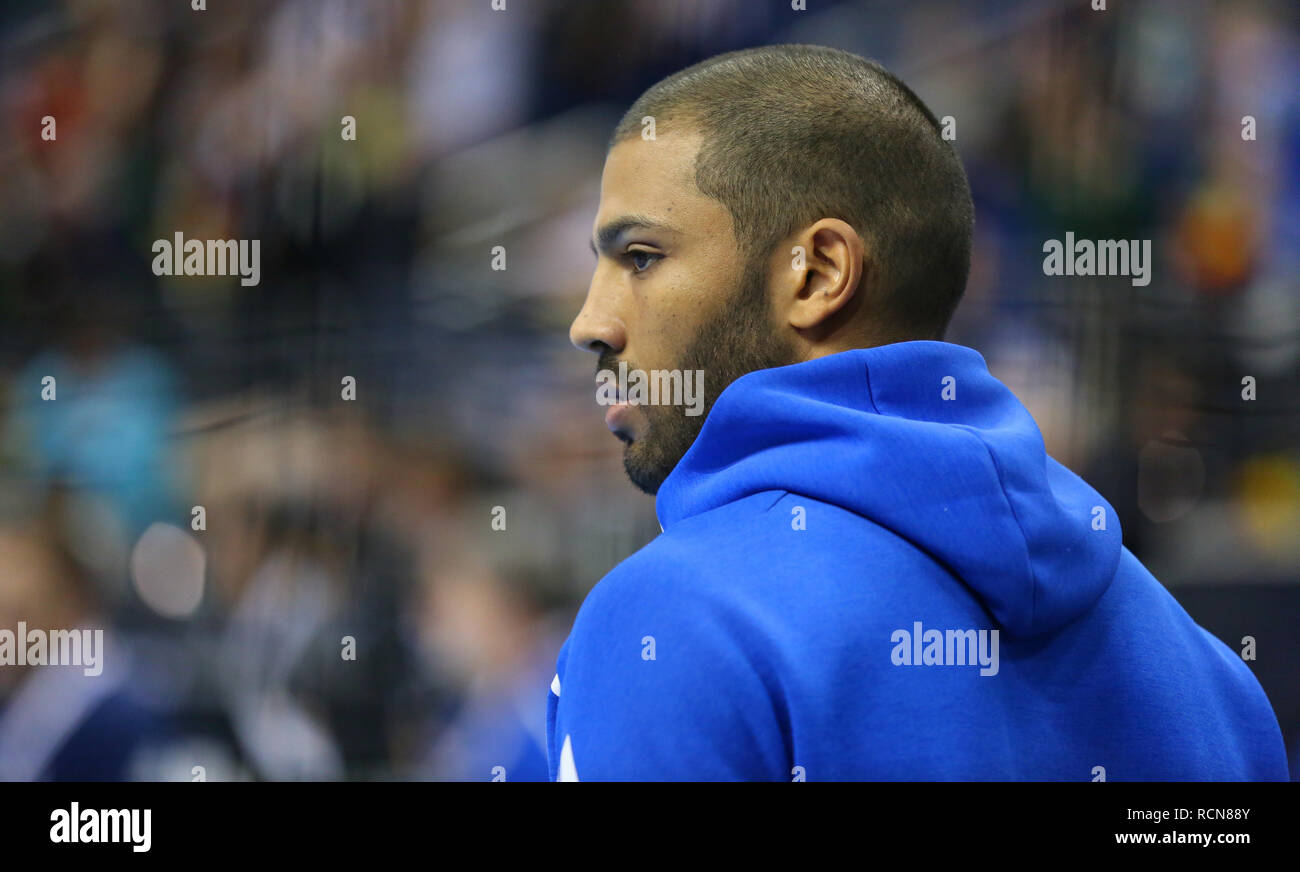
622;443;668;495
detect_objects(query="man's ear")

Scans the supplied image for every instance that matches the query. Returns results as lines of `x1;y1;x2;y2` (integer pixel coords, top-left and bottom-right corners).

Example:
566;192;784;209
778;218;866;334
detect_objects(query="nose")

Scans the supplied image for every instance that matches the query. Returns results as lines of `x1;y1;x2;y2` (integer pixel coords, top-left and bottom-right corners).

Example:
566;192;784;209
569;280;626;355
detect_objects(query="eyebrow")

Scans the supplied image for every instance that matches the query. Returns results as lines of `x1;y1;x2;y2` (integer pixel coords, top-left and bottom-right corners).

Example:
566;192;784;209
590;215;676;258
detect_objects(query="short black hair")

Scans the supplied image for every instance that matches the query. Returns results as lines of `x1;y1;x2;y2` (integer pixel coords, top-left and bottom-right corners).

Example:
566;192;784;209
611;44;974;341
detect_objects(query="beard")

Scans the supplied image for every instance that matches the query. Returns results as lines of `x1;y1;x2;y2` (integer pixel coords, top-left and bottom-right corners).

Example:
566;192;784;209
606;260;799;495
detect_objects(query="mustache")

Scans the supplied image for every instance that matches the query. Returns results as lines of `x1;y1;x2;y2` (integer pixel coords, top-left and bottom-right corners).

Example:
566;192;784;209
595;351;633;380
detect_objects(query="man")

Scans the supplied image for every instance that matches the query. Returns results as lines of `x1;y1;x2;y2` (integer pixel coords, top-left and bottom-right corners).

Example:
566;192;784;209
549;44;1288;781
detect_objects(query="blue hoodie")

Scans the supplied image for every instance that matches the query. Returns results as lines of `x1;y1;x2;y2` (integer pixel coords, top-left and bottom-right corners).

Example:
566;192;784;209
547;341;1289;781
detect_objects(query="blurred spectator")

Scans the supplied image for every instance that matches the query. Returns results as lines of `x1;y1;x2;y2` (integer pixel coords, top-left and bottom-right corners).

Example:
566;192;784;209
0;490;175;780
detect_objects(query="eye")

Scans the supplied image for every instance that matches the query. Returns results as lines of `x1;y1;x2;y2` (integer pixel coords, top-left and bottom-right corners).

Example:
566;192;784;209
627;249;662;273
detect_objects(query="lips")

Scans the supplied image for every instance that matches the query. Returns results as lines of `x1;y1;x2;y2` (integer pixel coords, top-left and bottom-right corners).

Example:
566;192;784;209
596;357;636;442
605;401;634;441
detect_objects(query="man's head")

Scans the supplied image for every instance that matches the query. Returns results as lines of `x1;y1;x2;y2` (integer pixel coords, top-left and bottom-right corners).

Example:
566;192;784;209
570;44;974;494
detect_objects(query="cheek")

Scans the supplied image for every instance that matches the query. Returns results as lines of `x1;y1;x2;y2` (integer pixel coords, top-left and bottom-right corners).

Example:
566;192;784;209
640;263;731;358
641;302;695;369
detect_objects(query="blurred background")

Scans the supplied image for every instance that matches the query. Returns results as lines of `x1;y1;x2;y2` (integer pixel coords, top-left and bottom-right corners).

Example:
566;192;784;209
0;0;1296;781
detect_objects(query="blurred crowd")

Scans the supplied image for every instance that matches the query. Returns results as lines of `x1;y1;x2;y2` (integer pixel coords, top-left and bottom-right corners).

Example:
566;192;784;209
0;0;1297;780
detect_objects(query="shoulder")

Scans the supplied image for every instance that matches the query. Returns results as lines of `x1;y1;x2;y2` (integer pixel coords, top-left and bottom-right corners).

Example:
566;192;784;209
585;489;938;608
575;491;797;622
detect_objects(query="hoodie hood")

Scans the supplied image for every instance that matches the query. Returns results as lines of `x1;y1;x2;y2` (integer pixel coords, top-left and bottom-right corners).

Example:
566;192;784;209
656;341;1122;637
